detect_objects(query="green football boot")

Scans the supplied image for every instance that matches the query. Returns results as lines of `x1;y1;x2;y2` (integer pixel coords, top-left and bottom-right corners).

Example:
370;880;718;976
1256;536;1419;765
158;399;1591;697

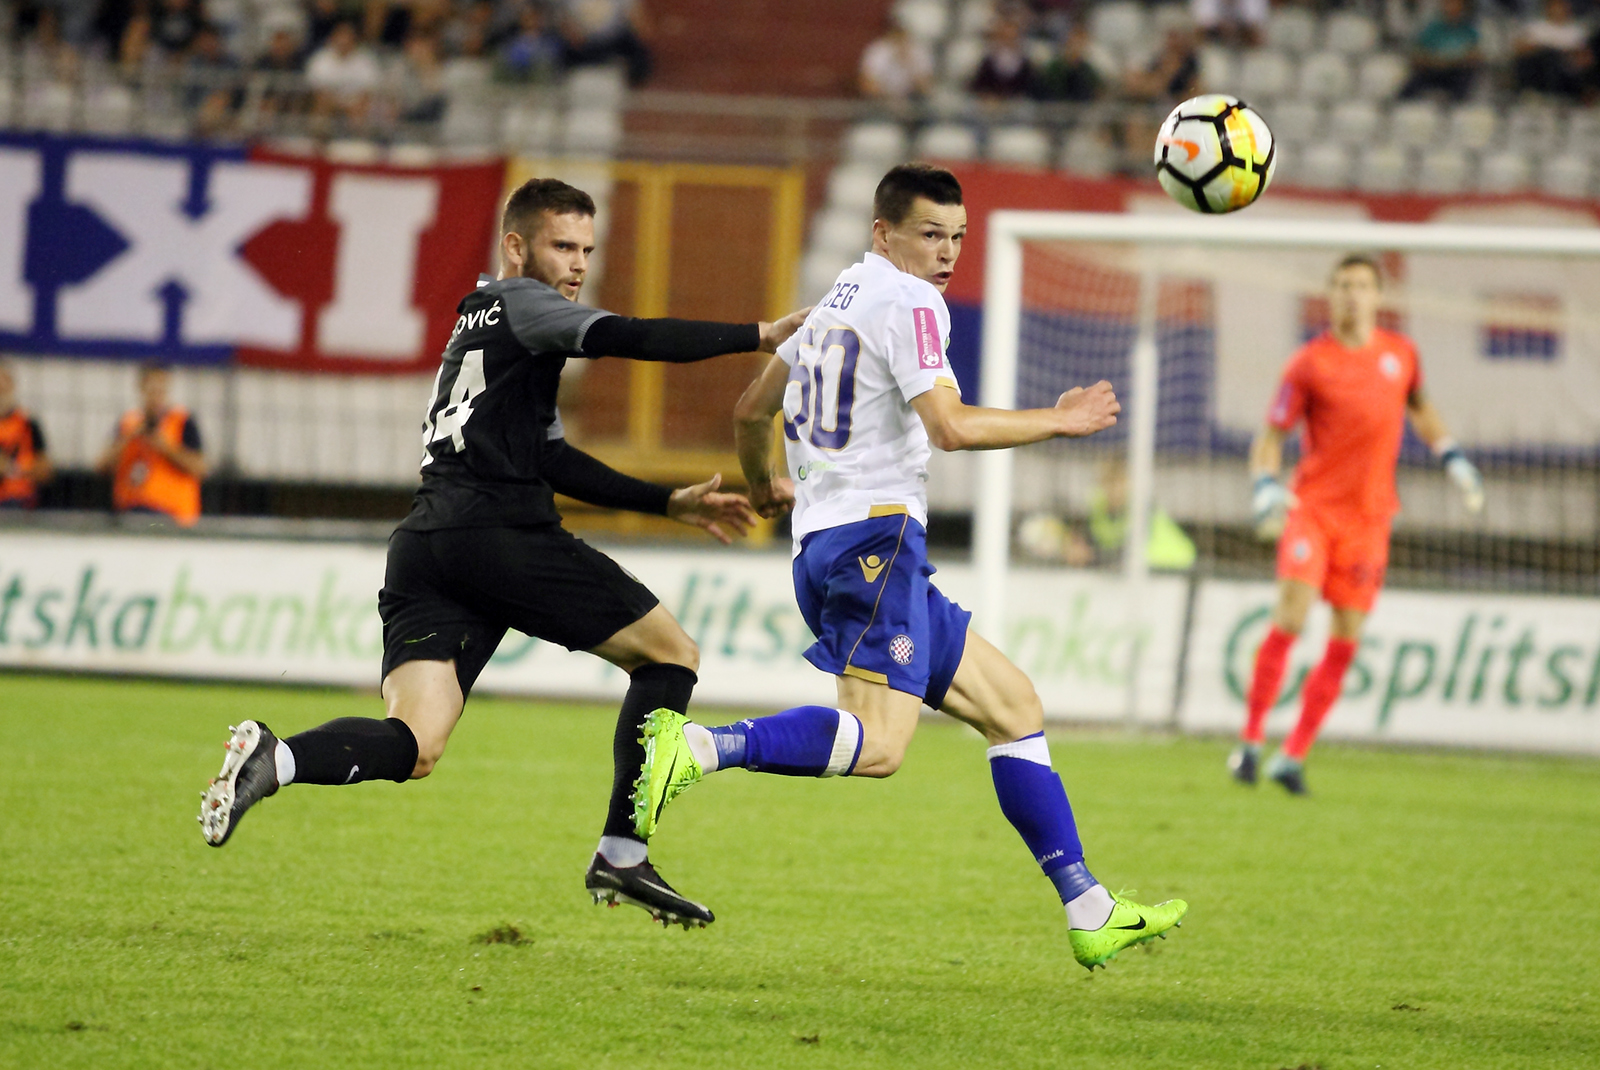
1069;891;1188;970
631;708;704;840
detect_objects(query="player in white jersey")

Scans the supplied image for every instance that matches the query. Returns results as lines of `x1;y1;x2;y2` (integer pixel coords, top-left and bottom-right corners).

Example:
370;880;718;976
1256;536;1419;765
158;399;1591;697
632;165;1187;969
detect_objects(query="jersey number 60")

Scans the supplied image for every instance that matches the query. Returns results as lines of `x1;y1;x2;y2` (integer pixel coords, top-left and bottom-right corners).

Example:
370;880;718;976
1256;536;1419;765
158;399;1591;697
783;328;859;450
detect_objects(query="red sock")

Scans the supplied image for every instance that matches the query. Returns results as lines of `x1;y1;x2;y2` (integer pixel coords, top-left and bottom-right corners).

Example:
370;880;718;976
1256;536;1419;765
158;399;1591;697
1243;626;1295;744
1283;638;1357;760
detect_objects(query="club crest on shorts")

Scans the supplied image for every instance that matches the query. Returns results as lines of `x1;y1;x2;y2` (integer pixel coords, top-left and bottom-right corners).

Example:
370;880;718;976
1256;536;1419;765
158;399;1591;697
889;634;915;665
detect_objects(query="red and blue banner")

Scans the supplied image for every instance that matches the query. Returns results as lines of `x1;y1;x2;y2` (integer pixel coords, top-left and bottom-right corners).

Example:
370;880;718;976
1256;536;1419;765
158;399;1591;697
0;132;503;373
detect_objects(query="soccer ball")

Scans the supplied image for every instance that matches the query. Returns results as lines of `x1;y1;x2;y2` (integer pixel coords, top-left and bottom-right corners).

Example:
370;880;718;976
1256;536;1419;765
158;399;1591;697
1154;95;1276;214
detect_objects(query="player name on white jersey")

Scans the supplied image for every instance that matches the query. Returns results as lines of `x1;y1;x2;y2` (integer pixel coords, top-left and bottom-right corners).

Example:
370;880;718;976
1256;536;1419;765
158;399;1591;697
776;252;960;544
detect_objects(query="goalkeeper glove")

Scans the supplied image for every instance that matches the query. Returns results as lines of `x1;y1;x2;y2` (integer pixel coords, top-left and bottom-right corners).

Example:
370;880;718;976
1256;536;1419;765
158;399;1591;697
1438;440;1484;513
1252;474;1292;540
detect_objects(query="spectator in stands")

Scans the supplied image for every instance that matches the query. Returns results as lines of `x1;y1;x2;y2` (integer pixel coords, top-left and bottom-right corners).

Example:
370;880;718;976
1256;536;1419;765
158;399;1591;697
254;17;309;117
397;30;448;121
184;23;242;135
1513;0;1593;101
970;17;1034;100
1399;0;1483;102
1031;23;1104;102
97;361;207;528
306;0;348;52
498;2;565;83
559;0;652;87
116;9;159;81
1191;0;1266;48
0;360;53;511
858;15;934;102
150;0;204;57
1123;28;1200;173
306;18;381;128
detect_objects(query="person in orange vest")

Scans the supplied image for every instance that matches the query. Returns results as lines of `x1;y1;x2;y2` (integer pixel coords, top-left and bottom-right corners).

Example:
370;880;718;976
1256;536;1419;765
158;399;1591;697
0;359;54;509
96;360;208;526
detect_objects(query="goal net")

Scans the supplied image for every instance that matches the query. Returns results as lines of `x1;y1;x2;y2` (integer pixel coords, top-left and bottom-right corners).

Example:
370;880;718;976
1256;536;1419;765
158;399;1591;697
973;212;1600;734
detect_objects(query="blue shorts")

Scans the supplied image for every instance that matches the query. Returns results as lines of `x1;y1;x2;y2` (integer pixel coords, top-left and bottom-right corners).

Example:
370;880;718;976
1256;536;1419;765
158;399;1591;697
793;513;971;708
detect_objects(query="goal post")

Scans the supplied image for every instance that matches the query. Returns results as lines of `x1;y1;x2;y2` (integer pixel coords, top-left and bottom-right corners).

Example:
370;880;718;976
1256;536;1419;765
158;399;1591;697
975;210;1600;721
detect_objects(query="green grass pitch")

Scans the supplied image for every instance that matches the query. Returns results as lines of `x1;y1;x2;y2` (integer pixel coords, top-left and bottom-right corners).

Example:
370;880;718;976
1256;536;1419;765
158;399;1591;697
3;673;1599;1069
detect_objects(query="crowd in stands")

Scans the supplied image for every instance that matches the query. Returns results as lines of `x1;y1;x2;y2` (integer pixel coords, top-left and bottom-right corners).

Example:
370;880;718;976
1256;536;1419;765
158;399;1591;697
858;0;1600;111
0;0;652;136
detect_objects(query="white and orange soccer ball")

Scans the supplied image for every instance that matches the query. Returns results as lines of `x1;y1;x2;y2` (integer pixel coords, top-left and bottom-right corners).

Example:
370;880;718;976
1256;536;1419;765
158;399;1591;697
1153;95;1276;214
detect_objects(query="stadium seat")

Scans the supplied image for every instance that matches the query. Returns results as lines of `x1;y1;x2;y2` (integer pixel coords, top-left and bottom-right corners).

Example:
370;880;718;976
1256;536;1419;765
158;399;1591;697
914;122;979;161
942;36;986;85
1298;51;1353;103
387;143;440;166
441;99;498;147
987;125;1052;167
812;206;871;261
893;0;949;43
0;80;13;127
1298;141;1353;189
957;0;995;36
562;106;623;157
1089;1;1148;50
1268;99;1321;146
1506;103;1563;151
1197;45;1236;93
1563;108;1600;158
1329;99;1381;146
1356;52;1409;101
842;121;908;167
1356;144;1411;192
800;249;856;303
1447;104;1498;153
1477;150;1532;193
925;83;975;120
1056;125;1115;177
1265;7;1318;54
564;65;628;108
21;81;74;133
1388;100;1441;148
501;103;557;152
1417;147;1470;193
1324;12;1379;55
1540;153;1592;198
80;83;135;135
1236;49;1294;102
826;163;883;213
1151;4;1193;36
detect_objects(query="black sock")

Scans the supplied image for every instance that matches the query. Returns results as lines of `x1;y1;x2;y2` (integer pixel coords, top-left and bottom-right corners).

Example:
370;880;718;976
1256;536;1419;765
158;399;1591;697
285;717;419;785
603;663;697;842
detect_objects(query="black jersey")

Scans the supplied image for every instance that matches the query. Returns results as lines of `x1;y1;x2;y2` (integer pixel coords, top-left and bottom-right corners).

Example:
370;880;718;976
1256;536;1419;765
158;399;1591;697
398;275;614;531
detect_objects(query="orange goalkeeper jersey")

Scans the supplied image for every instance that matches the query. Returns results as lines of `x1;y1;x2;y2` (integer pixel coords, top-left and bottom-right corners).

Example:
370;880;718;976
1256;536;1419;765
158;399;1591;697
1266;327;1421;519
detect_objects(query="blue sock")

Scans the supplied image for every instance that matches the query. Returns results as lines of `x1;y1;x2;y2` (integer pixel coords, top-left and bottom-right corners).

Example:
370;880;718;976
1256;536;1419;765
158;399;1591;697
713;706;862;777
988;732;1094;904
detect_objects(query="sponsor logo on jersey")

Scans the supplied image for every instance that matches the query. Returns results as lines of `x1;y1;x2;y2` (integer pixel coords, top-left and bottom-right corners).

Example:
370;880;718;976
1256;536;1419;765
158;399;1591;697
889;634;915;665
912;308;943;369
858;554;886;582
1291;538;1311;562
1378;352;1402;380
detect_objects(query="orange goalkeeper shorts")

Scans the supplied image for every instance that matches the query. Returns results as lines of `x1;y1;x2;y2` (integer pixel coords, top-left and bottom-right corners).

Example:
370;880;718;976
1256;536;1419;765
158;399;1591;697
1276;506;1392;613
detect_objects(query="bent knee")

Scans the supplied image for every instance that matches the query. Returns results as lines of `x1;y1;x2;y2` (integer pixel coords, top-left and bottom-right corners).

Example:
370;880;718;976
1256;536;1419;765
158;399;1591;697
851;739;908;778
408;738;448;779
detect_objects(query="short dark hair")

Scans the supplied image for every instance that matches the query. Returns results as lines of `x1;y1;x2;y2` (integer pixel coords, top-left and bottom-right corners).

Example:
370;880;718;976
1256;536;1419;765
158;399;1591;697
501;178;597;238
873;163;963;227
1332;253;1383;286
137;359;172;382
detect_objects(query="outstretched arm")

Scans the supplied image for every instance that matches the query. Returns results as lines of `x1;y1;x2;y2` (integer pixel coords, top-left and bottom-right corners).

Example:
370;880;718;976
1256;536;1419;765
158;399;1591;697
732;355;794;519
543;439;758;542
580;308;809;363
908;380;1119;452
1408;391;1484;512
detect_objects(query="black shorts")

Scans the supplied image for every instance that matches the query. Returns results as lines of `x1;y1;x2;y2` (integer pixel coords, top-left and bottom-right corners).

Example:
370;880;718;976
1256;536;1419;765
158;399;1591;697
378;525;659;696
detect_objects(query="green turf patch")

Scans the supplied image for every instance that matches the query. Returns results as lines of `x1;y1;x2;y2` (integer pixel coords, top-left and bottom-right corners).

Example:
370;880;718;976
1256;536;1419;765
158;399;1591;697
2;673;1598;1069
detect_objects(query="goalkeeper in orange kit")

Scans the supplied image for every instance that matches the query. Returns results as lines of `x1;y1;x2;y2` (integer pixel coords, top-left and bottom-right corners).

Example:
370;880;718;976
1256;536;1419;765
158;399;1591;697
1230;254;1484;795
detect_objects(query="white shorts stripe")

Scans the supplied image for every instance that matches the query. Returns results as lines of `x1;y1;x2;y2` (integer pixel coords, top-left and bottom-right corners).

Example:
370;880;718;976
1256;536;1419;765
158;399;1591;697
821;711;863;777
986;734;1051;767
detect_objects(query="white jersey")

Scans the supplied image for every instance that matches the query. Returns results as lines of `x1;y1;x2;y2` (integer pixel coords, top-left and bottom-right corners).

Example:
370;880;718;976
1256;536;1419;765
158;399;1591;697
776;251;961;543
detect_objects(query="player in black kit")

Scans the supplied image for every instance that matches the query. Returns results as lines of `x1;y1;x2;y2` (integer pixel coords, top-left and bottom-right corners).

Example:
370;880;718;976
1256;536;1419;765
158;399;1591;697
198;177;807;928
